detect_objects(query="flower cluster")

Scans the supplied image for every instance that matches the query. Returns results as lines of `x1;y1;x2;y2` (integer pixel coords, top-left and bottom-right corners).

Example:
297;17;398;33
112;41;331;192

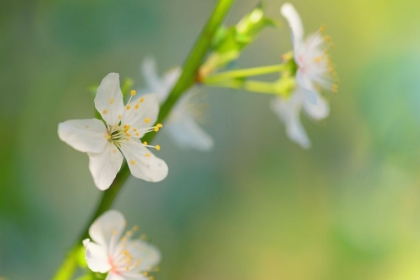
55;2;337;279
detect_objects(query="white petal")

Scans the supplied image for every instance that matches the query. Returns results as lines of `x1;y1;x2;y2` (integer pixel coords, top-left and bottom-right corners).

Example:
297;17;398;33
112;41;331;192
118;272;148;280
89;210;126;249
281;3;304;43
58;119;108;153
302;90;329;120
106;273;126;280
166;116;213;151
123;94;160;136
95;73;125;127
128;240;161;271
270;96;311;149
88;142;124;190
85;241;111;273
163;67;181;93
119;139;168;183
141;57;167;100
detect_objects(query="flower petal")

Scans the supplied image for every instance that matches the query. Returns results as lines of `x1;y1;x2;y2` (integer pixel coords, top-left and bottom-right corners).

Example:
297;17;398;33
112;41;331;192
88;142;124;190
95;73;125;126
119;139;168;182
85;241;111;273
105;272;127;280
302;90;329;120
127;240;161;272
89;210;126;250
281;3;304;43
58;119;108;153
123;94;160;137
166;116;213;151
141;57;167;100
270;96;311;149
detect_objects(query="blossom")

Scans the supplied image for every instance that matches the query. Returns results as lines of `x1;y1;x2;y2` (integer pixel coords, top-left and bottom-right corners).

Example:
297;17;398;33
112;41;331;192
58;73;168;190
271;3;336;148
83;210;160;280
140;58;213;151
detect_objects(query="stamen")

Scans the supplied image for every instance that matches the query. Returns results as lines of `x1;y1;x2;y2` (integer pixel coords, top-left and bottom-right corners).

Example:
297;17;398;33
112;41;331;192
139;97;145;103
144;118;150;123
102;109;108;115
130;90;136;96
126;105;131;110
155;145;161;151
145;154;151;158
110;98;115;104
130;160;136;165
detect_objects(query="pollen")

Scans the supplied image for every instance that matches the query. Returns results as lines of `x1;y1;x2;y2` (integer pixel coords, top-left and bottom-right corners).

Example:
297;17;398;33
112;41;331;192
143;272;149;277
110;98;115;104
313;56;324;63
144;118;150;123
143;142;148;145
139;97;145;103
332;84;338;93
130;160;135;165
105;134;111;139
135;104;140;109
126;105;131;110
155;145;161;151
154;127;159;132
118;115;122;120
130;90;136;96
136;132;140;136
319;24;327;33
102;109;108;115
112;230;117;235
145;153;151;158
157;123;163;128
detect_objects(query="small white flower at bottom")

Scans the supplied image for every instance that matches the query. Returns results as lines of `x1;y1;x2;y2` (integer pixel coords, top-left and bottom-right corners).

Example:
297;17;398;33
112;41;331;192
83;210;160;280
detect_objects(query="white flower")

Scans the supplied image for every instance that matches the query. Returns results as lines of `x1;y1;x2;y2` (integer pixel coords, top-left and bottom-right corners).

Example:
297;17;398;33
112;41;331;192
271;3;335;148
140;58;214;151
58;73;168;190
83;210;160;280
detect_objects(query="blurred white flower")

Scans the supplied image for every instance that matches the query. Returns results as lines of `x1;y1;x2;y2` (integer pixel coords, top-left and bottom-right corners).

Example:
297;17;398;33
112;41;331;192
83;210;160;280
271;3;336;148
58;73;168;190
140;58;214;151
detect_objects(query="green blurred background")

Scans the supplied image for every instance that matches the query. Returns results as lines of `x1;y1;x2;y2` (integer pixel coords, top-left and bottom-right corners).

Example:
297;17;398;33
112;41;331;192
2;0;420;279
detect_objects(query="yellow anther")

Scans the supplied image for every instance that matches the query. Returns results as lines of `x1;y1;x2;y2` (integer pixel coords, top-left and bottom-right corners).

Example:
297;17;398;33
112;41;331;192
135;104;139;109
118;115;122;120
130;90;136;96
126;105;131;110
102;109;108;115
149;276;155;280
110;98;115;104
143;141;148;145
126;230;132;237
156;123;163;128
145;153;151;158
332;84;338;93
155;145;161;151
133;128;137;131
136;132;140;136
130;160;136;165
143;272;148;277
319;24;326;33
126;267;130;271
141;234;147;240
133;225;139;231
105;134;111;139
144;118;150;123
139;97;145;103
112;230;117;235
154;127;159;132
313;56;324;63
126;133;131;137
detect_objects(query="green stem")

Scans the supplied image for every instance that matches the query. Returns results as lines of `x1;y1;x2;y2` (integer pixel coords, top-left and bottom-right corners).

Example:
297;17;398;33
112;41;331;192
207;79;283;95
52;1;234;279
203;64;286;84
